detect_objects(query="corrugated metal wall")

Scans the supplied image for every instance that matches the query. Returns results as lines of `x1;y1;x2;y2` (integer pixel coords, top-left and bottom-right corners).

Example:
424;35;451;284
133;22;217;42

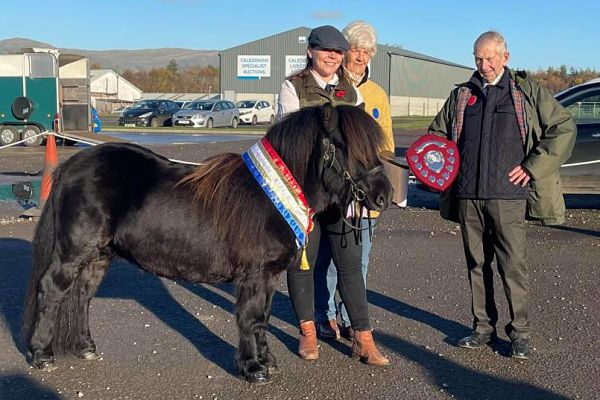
390;55;472;98
220;27;312;96
219;27;474;115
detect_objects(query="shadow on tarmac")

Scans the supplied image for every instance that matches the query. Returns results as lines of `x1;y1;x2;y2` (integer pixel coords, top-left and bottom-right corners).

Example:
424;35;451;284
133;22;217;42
367;290;517;355
182;282;301;356
376;331;570;400
544;224;600;238
95;260;240;375
0;373;63;400
0;237;575;394
368;289;469;339
0;236;302;379
0;238;32;355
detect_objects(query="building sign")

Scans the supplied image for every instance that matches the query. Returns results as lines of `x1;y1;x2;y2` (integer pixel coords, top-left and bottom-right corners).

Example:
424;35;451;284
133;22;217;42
237;55;271;79
285;55;307;77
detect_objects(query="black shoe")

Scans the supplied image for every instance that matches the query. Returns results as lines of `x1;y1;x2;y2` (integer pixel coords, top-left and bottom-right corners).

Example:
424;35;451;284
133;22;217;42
316;320;340;340
511;338;530;359
458;332;497;349
340;325;354;341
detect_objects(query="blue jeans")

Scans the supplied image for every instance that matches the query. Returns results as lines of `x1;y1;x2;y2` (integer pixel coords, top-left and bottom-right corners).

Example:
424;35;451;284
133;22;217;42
314;218;373;327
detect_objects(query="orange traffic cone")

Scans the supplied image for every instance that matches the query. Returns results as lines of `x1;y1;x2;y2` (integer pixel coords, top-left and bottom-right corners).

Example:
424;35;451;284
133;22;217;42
39;134;58;209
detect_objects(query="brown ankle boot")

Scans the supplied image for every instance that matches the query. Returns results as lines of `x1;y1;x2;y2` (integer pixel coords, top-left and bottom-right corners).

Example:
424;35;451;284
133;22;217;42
298;321;318;360
352;329;390;366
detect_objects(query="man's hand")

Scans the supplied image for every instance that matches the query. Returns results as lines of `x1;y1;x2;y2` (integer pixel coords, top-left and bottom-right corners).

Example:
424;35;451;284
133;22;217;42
508;165;531;187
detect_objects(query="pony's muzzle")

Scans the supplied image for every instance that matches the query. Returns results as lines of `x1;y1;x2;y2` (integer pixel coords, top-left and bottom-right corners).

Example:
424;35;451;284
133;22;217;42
375;191;392;209
357;169;393;211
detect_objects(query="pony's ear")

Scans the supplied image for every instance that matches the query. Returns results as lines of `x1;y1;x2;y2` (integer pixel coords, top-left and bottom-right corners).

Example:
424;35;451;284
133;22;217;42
321;103;339;134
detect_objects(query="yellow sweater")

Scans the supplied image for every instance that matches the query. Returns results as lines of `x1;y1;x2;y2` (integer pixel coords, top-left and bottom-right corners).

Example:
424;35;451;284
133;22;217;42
356;79;396;218
357;79;395;155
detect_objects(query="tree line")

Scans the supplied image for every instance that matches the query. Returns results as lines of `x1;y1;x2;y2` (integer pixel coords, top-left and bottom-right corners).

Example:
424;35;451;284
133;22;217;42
526;66;599;94
108;60;220;94
94;60;599;95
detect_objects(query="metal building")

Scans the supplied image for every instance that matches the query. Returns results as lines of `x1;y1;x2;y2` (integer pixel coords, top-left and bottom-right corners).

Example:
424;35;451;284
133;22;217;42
219;26;474;116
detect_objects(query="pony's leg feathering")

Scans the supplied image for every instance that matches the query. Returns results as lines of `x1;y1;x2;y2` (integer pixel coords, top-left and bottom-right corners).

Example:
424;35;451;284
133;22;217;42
235;275;278;384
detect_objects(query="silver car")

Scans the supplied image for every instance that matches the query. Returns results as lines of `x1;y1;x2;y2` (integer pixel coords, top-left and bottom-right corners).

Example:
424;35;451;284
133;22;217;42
172;100;239;128
556;78;600;193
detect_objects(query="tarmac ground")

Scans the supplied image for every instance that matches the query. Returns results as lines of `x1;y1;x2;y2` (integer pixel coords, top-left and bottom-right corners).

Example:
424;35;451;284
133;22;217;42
0;131;598;400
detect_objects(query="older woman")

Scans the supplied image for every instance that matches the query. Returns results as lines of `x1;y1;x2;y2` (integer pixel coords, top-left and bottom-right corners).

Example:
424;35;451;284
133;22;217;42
277;25;389;366
313;20;396;345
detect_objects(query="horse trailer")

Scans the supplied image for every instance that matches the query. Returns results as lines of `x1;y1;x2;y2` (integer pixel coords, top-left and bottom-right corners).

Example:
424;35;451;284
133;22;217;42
0;49;92;147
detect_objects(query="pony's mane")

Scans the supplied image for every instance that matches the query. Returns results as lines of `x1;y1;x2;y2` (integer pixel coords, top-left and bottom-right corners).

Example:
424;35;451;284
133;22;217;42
178;105;384;245
178;153;242;215
263;107;324;188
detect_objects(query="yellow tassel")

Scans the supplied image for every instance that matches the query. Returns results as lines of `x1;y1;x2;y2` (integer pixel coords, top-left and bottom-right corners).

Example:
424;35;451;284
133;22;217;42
300;247;310;270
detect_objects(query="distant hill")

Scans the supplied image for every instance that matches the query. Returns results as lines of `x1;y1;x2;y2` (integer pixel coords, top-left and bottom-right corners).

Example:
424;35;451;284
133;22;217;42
0;38;219;71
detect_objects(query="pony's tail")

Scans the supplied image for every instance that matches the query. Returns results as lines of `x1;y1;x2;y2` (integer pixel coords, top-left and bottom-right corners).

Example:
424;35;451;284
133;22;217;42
22;176;58;343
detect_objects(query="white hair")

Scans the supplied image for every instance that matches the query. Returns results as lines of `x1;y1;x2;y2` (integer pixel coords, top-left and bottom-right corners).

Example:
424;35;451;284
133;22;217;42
342;20;377;55
474;31;508;56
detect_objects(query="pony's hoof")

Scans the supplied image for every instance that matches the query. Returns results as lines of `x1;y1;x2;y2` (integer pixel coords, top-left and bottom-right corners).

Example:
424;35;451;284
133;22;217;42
78;350;100;361
32;359;57;372
244;370;271;385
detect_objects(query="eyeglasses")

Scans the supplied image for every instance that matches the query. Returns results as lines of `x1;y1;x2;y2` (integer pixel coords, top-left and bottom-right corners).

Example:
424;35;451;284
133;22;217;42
349;48;373;57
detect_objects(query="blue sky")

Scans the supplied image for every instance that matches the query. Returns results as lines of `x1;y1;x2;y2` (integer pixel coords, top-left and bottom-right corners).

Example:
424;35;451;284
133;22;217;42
2;0;597;71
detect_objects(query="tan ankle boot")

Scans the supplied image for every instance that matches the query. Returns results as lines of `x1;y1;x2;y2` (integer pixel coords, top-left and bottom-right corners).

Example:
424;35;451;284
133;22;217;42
352;329;390;366
298;321;318;360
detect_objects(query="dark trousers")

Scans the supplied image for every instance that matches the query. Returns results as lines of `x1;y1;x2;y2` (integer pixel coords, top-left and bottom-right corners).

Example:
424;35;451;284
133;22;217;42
458;199;530;339
287;216;370;331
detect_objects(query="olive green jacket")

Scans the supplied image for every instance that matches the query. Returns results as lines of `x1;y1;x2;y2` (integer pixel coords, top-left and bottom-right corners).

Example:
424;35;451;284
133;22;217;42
289;72;358;108
429;70;576;225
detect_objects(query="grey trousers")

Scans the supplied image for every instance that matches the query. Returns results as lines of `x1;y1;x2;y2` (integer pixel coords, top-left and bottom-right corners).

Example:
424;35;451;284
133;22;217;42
458;199;530;340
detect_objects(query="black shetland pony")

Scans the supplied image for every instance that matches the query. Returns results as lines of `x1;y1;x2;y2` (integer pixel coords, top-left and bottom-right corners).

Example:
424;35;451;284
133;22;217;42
22;104;392;384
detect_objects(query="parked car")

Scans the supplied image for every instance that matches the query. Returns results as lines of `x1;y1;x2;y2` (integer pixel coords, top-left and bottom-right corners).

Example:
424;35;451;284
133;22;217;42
118;100;180;127
236;100;275;125
172;100;239;128
91;107;102;133
112;106;129;114
174;100;192;109
555;78;600;191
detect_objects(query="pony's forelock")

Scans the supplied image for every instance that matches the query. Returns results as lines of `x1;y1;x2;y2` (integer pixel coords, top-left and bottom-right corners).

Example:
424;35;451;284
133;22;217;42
333;105;384;174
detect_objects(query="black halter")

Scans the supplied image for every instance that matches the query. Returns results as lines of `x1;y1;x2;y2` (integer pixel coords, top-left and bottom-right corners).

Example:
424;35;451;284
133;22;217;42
321;137;382;234
321;137;366;203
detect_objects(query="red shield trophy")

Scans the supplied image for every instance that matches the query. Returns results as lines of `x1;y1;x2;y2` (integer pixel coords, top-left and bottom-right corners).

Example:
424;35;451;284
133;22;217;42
406;134;460;192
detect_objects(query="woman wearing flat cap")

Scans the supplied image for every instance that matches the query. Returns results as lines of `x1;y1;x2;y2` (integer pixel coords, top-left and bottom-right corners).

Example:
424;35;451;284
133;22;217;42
278;25;389;366
277;25;363;115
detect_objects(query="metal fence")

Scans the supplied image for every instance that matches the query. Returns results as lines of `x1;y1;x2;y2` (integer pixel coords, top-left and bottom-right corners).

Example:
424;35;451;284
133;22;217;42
566;102;600;120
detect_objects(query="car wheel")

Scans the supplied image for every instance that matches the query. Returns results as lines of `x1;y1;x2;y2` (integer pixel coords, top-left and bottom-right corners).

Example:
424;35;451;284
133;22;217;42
21;125;43;147
251;115;257;125
231;117;238;129
206;118;213;129
0;125;18;146
150;118;159;127
269;115;275;124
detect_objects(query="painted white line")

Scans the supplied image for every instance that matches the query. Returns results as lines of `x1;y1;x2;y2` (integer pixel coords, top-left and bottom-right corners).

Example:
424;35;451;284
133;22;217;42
562;159;600;167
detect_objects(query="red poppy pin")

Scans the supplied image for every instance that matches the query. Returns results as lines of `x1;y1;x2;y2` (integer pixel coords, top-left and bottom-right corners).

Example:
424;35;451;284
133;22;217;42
335;90;346;98
467;95;477;106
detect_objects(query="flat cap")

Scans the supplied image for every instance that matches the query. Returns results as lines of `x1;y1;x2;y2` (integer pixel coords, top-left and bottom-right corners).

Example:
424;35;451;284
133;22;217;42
308;25;349;52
